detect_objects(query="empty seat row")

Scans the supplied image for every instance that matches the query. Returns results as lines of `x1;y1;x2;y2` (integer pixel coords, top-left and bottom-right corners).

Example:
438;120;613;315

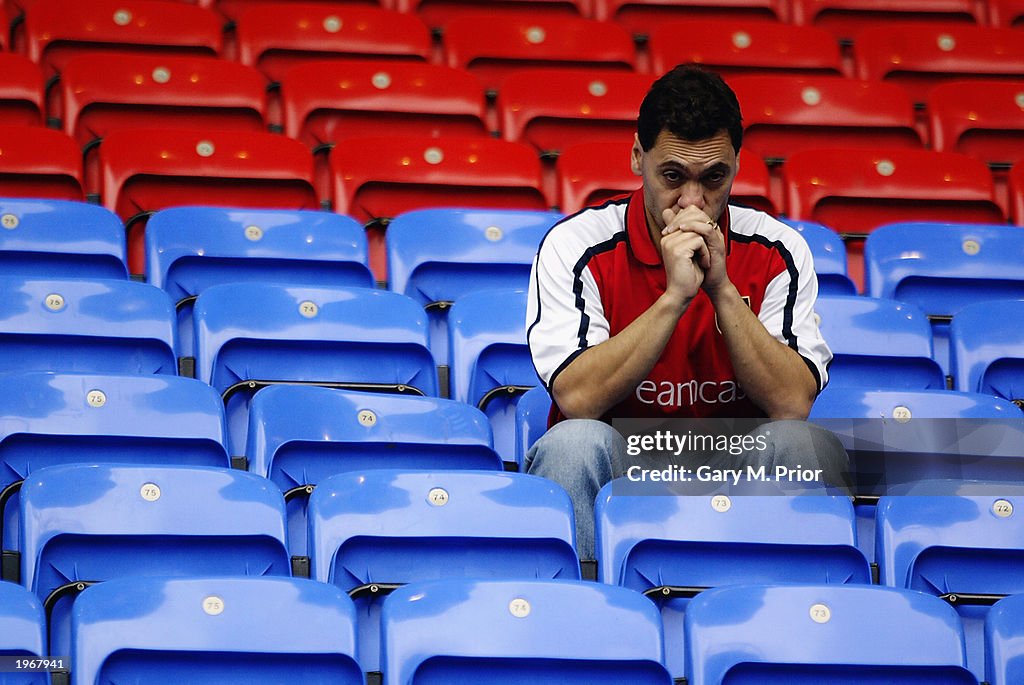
10;573;1020;684
6;1;1024;91
8;459;1024;680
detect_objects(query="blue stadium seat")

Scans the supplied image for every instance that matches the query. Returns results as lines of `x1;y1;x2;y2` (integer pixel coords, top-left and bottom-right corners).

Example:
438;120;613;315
309;469;580;673
193;283;437;455
596;480;870;678
0;199;127;280
0;277;177;375
877;493;1024;679
865;222;1024;375
986;593;1024;685
71;576;362;685
811;386;1024;563
815;295;946;389
246;385;502;554
0;581;47;685
782;219;857;295
146;207;374;358
20;463;290;658
448;288;534;463
514;385;551;470
381;578;672;685
685;584;976;684
386;208;559;366
950;299;1024;408
1;371;230;554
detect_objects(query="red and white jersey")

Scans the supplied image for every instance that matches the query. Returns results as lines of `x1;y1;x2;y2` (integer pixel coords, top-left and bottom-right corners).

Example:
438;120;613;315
527;189;831;423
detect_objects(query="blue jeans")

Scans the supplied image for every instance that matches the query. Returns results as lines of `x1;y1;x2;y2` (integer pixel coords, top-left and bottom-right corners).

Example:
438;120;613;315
525;418;852;560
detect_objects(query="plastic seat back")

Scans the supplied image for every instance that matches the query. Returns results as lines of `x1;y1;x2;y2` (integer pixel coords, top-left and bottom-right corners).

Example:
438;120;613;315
854;24;1024;106
99;127;318;274
21;463;290;657
497;68;652;155
23;0;222;85
986;593;1024;685
0;582;46;685
235;4;431;84
309;469;580;672
448;289;535;462
865;222;1024;375
515;385;551;470
686;584;976;684
0;371;229;553
928;80;1024;170
387;207;557;366
0;53;44;127
0;199;127;280
281;59;488;148
791;0;983;43
949;298;1024;406
593;0;784;36
782;220;856;295
443;14;636;93
648;19;843;79
597;481;869;678
71;576;362;685
877;492;1024;679
145;206;373;358
731;75;922;165
330;135;547;280
816;295;945;389
246;385;501;554
382;578;672;685
0;125;83;201
194;283;437;454
0;277;177;376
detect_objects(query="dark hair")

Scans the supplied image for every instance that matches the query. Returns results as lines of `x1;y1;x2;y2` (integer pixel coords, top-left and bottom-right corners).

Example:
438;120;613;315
637;64;743;153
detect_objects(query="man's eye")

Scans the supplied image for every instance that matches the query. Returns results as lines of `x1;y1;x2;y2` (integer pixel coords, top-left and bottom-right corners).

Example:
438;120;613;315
705;172;726;184
663;171;681;183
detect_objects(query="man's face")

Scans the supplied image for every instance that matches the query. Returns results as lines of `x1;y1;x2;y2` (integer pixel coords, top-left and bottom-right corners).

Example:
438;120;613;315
631;128;738;233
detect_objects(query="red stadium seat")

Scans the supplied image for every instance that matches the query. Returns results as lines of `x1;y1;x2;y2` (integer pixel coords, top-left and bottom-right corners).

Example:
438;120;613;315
0;53;45;127
99;128;317;273
392;0;585;31
556;139;775;215
497;68;651;155
647;19;843;79
1011;163;1024;225
329;135;547;279
281;59;488;148
60;54;269;196
235;4;431;85
591;0;786;37
442;13;637;94
731;75;922;164
784;147;1005;288
854;24;1024;106
209;0;382;23
928;80;1024;215
0;125;83;201
22;0;222;80
928;80;1024;168
790;0;983;43
989;0;1024;27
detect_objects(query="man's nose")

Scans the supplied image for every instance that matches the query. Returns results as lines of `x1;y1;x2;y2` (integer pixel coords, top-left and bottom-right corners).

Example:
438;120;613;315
677;182;704;210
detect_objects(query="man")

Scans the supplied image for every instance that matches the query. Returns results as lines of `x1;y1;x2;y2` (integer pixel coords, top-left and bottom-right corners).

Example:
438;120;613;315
525;64;848;559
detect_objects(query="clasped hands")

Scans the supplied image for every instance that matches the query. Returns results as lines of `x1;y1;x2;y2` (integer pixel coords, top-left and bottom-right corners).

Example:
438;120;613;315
660;205;729;303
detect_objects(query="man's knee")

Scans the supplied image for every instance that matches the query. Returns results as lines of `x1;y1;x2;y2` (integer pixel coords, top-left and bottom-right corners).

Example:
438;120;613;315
758;419;851;488
526;419;626;478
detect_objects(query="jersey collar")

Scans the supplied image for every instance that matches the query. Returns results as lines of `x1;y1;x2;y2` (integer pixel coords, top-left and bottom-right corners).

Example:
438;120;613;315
626;188;732;266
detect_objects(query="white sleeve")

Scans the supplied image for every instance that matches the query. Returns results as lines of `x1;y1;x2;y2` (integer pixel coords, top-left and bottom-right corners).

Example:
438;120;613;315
757;235;832;391
526;229;610;390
